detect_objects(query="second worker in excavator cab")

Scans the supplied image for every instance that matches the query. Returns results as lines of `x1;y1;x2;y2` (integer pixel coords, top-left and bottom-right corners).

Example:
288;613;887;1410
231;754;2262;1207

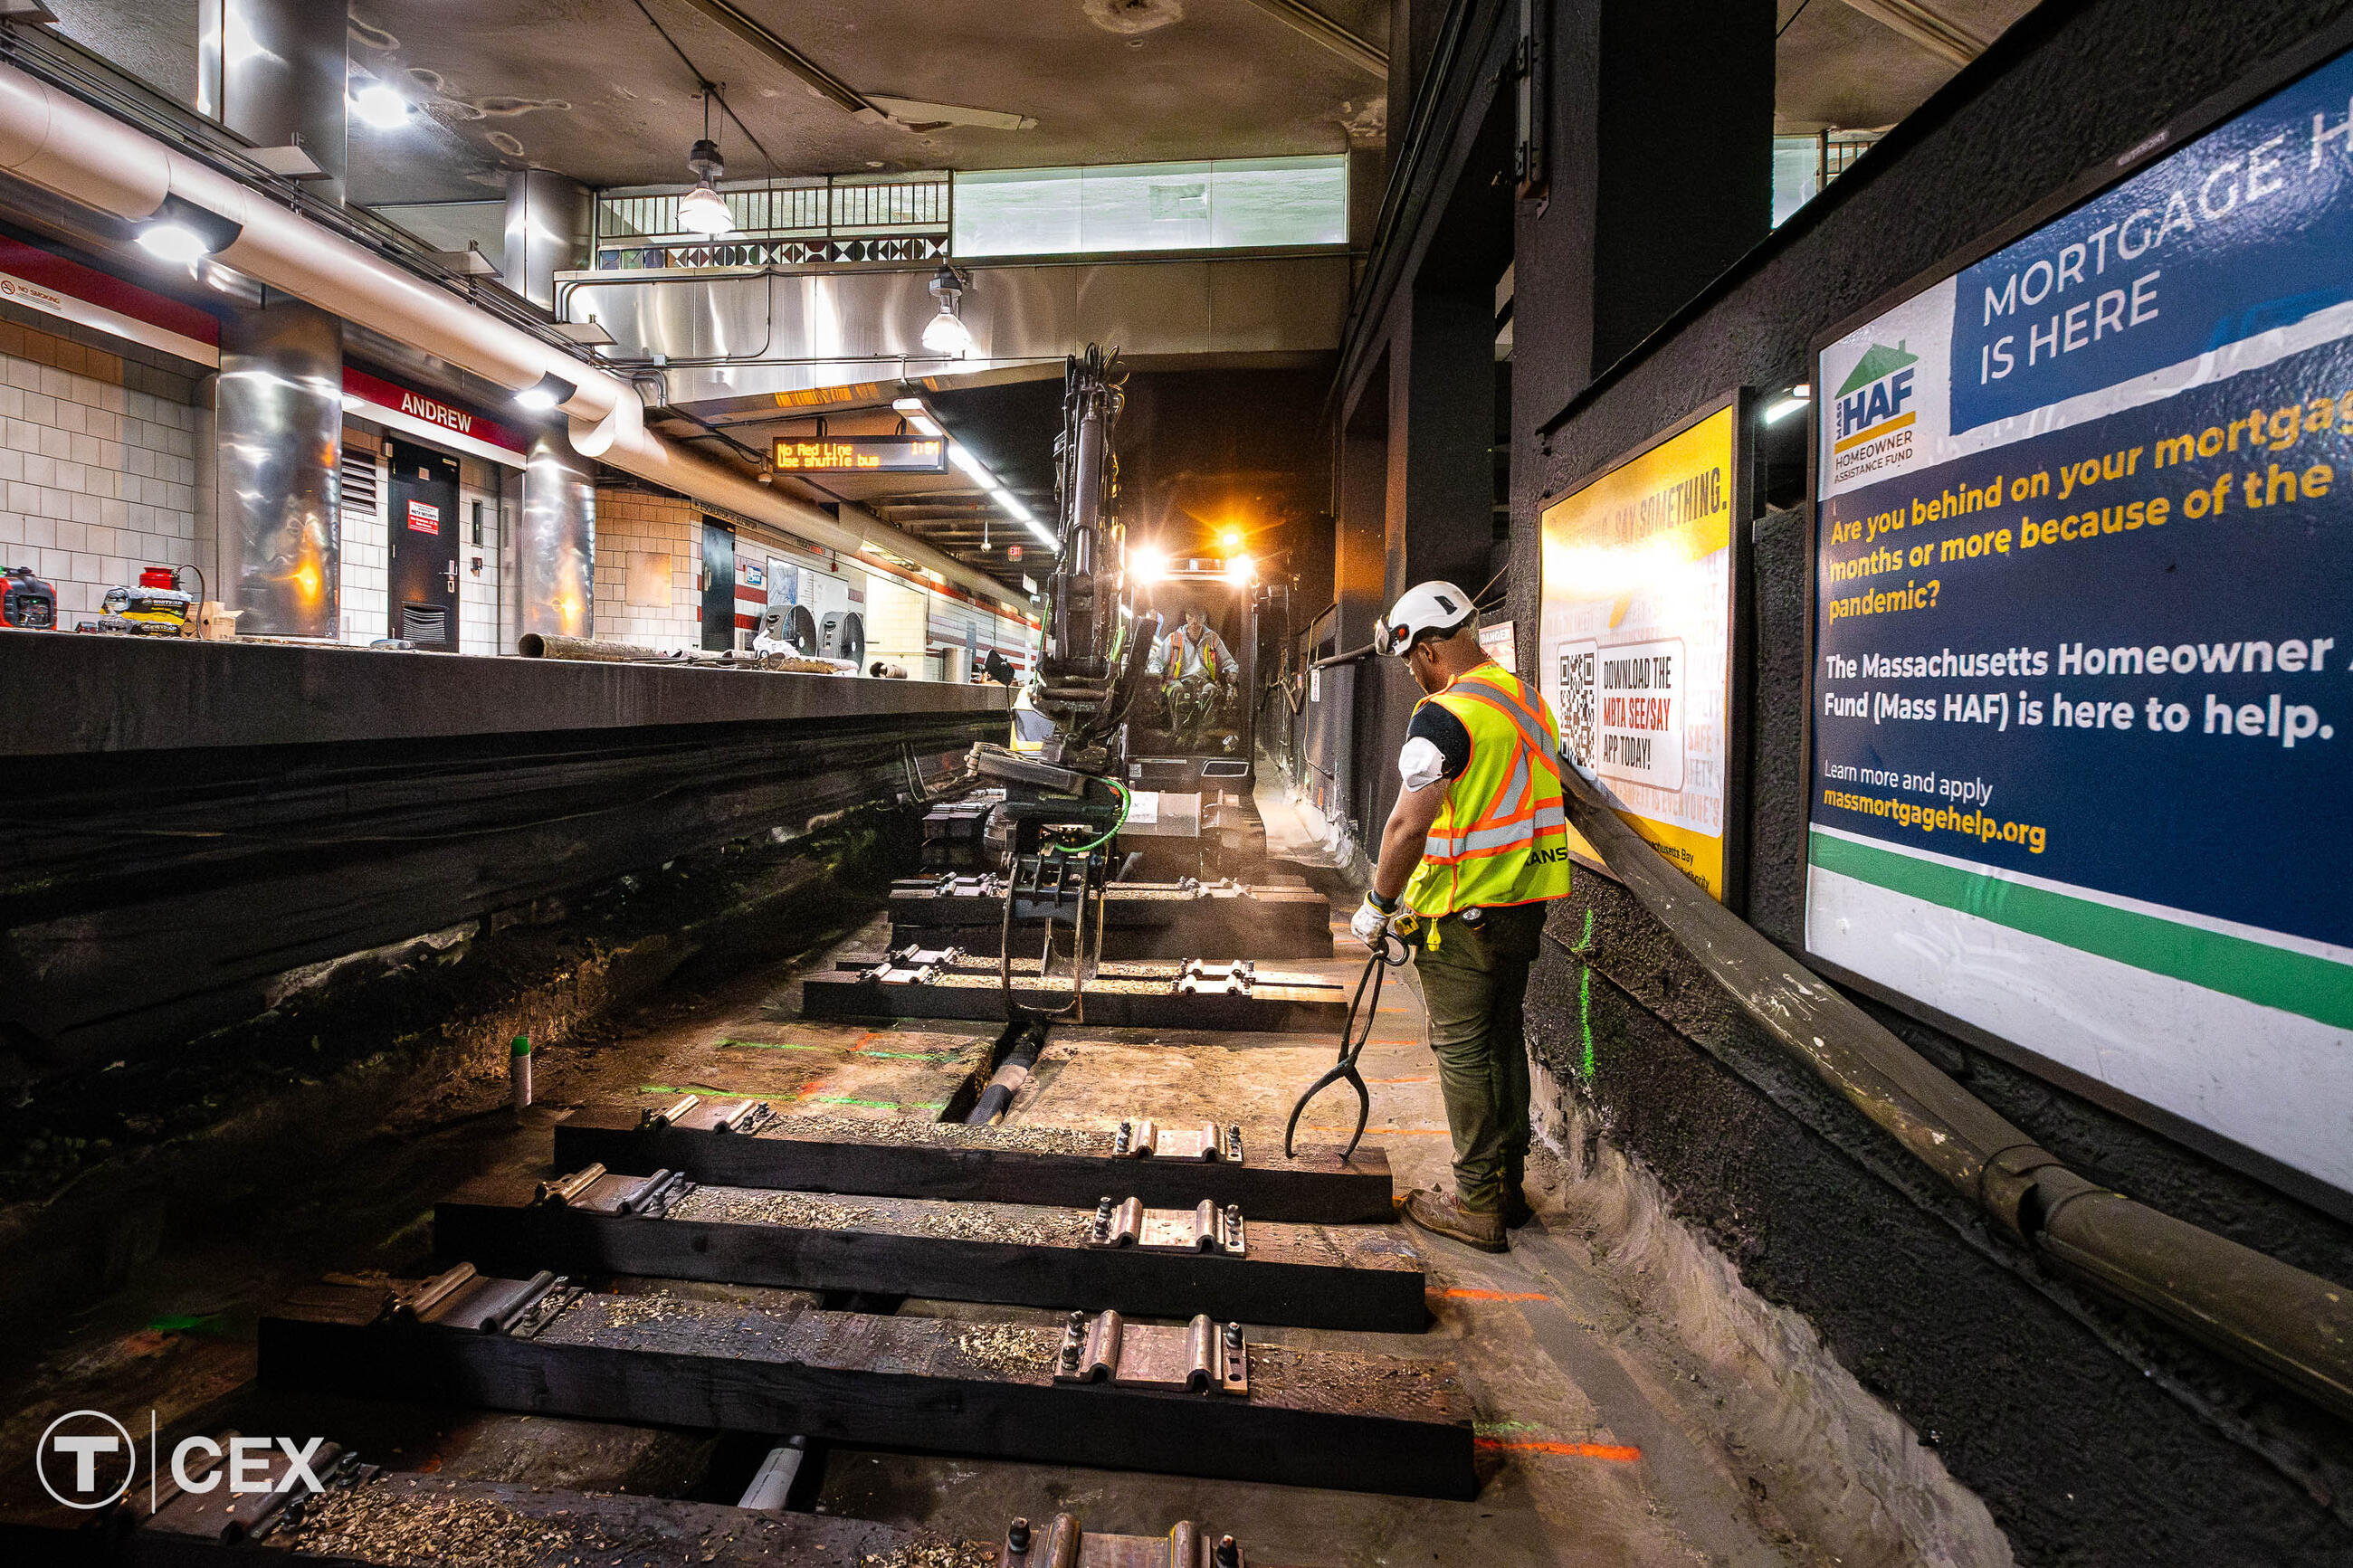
1148;603;1238;748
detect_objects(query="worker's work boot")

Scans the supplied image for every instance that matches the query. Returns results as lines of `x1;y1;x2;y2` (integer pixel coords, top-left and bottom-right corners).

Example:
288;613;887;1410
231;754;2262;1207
1402;1188;1507;1252
1504;1186;1537;1231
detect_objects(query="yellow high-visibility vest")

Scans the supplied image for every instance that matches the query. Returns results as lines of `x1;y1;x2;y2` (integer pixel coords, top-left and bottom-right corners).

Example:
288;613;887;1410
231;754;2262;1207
1402;663;1573;919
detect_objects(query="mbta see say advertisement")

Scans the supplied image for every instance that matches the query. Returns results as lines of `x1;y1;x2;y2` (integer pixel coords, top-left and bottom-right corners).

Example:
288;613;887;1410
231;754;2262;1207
1809;43;2353;1199
1541;397;1742;904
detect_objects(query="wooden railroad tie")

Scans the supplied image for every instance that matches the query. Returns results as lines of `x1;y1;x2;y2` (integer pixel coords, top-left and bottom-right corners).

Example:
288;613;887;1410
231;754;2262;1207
435;1167;1427;1331
552;1106;1397;1224
803;951;1351;1031
258;1271;1479;1500
1;1468;1304;1565
889;874;1336;960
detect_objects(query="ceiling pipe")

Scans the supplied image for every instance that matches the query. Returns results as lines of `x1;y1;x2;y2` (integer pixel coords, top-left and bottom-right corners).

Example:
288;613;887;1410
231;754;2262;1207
0;61;1028;615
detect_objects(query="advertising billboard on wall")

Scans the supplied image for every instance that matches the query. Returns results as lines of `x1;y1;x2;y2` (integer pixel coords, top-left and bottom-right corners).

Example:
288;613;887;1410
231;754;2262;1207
1540;394;1748;905
1807;36;2353;1203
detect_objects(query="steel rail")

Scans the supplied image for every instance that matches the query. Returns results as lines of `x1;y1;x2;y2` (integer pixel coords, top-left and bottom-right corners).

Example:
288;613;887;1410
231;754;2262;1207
1557;764;2353;1423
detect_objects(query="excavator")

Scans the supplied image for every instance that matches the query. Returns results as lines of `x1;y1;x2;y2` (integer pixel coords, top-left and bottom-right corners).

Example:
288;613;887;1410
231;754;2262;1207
966;345;1160;1018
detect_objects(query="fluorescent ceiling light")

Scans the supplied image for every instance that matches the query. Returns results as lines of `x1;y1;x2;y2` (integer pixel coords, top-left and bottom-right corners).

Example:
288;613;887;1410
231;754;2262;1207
350;83;412;129
945;438;1048;548
677;183;734;236
891;395;943;437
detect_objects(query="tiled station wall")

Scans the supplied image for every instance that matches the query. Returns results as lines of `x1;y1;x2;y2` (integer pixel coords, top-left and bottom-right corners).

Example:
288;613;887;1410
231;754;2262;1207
0;306;201;624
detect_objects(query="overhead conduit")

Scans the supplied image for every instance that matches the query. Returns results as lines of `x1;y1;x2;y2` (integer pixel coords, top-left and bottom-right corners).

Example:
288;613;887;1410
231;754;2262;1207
0;62;1028;617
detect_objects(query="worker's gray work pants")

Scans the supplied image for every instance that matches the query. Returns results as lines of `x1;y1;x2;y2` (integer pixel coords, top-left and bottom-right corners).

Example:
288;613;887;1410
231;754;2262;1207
1412;901;1549;1213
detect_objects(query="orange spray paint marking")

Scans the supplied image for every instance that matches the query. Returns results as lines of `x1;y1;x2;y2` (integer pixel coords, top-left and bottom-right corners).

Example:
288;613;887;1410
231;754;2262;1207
1439;1288;1548;1302
1367;1075;1434;1085
1475;1439;1642;1462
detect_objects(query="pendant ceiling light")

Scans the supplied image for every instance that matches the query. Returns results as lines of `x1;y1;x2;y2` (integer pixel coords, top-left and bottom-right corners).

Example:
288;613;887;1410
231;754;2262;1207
921;261;973;356
677;86;733;237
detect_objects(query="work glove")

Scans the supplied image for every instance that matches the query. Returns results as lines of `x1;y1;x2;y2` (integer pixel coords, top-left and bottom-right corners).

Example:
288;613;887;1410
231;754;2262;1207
1351;891;1398;946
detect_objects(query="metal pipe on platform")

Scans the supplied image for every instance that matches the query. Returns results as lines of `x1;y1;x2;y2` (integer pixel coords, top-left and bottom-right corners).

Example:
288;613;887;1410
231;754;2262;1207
1557;765;2353;1423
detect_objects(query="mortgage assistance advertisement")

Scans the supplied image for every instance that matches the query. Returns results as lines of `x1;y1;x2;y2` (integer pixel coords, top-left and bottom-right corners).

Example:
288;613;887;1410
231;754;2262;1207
1809;46;2353;1196
1541;403;1736;901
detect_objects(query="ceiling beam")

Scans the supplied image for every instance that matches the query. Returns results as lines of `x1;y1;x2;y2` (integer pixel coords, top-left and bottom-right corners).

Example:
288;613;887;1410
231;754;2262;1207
1235;0;1387;79
1838;0;1986;68
658;0;886;120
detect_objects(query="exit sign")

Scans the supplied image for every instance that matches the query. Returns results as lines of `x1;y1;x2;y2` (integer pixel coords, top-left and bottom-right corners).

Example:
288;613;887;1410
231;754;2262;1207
771;435;948;474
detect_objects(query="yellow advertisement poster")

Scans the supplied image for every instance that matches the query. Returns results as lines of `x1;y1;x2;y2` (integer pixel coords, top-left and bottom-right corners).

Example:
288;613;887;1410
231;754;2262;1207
1539;401;1739;901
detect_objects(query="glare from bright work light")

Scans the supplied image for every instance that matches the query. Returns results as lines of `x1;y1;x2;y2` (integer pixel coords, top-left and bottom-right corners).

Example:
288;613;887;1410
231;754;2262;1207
677;183;734;236
921;308;973;356
1224;553;1255;586
350;83;412;129
1132;545;1168;585
1217;527;1243;554
136;223;213;265
1764;384;1812;424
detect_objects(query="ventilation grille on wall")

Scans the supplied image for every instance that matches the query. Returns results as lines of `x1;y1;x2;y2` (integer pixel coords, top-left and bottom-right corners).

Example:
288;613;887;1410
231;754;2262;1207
338;451;379;520
401;603;448;643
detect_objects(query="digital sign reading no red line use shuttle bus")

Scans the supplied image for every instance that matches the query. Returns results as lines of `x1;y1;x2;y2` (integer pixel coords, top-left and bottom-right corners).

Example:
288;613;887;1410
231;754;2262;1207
770;436;948;474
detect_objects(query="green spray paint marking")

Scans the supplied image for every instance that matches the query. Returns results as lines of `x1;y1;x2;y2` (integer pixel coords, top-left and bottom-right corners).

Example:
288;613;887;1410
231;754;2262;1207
146;1313;222;1335
1474;1420;1545;1437
1567;908;1597;1079
718;1038;957;1063
638;1082;764;1099
803;1095;948;1112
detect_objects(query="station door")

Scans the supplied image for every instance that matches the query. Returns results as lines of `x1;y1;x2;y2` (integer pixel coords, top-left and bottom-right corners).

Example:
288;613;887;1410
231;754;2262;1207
386;439;460;648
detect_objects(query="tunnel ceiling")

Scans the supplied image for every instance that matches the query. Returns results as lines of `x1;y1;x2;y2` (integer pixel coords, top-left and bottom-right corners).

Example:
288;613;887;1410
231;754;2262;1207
1775;0;2042;131
42;0;1391;205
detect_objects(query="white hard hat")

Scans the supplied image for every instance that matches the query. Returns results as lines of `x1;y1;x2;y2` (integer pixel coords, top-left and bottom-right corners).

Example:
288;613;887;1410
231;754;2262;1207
1376;581;1477;656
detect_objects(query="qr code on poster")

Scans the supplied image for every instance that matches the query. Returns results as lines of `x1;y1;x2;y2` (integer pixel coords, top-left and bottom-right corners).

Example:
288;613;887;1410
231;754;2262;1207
1558;641;1596;766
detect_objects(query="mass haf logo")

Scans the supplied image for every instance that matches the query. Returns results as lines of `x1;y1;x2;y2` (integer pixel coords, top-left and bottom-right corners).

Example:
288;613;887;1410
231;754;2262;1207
1834;341;1919;444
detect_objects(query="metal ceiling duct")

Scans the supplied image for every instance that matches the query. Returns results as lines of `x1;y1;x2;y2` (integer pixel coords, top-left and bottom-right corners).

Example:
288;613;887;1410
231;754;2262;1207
0;62;1028;614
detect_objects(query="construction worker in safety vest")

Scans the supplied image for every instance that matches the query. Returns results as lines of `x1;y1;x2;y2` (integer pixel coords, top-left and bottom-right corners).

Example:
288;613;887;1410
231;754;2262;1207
1149;605;1236;743
1352;581;1572;1252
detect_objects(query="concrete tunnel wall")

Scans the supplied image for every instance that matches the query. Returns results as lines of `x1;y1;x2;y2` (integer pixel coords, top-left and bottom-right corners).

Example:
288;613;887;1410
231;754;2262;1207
1498;1;2353;1563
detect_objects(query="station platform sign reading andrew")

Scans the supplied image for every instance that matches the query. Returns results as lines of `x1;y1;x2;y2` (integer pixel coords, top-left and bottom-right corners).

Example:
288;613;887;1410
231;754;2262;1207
1541;398;1740;902
1809;42;2353;1199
